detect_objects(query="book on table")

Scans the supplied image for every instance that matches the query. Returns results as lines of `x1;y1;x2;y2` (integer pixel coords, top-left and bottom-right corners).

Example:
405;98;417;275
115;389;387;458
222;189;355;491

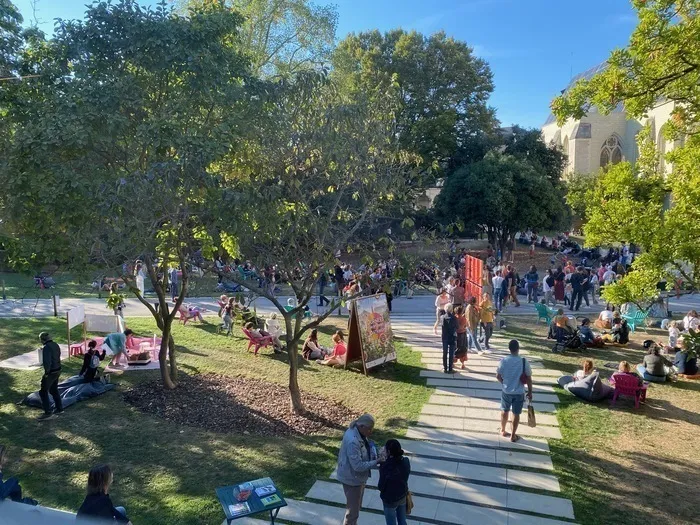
228;502;250;517
254;484;276;498
260;494;282;507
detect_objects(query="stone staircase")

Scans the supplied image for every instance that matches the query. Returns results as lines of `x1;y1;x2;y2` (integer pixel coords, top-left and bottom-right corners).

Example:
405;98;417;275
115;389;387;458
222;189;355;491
251;312;576;525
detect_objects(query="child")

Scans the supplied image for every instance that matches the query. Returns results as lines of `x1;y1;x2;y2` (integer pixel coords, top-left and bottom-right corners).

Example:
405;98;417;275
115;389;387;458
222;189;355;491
220;298;234;335
77;464;130;523
612;360;642;386
668;320;680;350
564;282;572;306
217;294;228;317
529;242;535;259
79;340;107;382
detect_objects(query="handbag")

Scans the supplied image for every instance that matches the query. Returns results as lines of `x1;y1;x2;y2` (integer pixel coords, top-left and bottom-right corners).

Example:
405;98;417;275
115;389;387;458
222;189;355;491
527;400;537;427
405;491;414;515
520;357;528;384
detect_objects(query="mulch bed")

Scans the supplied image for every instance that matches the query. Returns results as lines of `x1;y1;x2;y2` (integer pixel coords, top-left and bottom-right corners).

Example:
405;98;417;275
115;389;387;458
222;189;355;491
123;373;360;437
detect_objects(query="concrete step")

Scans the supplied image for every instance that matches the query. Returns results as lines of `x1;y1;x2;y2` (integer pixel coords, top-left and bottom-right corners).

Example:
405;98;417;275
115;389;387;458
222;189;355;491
421;374;556;393
421;367;558;385
421;404;560;427
429;394;557;414
429;384;561;405
418;415;563;440
405;426;550;454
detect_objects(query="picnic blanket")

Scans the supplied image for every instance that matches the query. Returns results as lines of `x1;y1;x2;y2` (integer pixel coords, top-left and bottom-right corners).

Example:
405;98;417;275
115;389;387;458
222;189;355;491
21;375;115;411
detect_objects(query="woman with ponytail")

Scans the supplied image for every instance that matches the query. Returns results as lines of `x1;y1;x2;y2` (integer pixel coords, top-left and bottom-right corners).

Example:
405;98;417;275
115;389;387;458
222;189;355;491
378;439;411;525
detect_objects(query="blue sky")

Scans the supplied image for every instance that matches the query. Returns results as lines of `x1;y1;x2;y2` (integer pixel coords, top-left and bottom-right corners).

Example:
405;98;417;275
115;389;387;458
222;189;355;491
14;0;638;128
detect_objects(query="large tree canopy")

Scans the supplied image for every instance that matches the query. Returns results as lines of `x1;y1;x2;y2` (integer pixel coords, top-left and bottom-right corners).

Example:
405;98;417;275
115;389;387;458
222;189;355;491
552;0;700;300
434;151;569;255
0;0;254;388
332;29;497;176
183;0;337;77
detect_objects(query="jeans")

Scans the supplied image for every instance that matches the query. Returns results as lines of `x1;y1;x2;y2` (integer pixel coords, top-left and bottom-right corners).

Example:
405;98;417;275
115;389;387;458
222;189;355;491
570;289;583;310
39;370;63;414
544;290;556;306
493;290;502;310
383;503;408;525
170;282;179;301
481;322;493;348
466;328;482;352
636;364;667;383
442;338;456;372
526;282;538;302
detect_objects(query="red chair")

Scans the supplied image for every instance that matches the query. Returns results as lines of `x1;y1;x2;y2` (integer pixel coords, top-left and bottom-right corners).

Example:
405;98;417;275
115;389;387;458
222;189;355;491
242;328;274;356
610;373;648;408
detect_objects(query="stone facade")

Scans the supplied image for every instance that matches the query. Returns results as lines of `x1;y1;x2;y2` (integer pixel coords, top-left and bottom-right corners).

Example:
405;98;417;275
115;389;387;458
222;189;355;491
542;64;679;177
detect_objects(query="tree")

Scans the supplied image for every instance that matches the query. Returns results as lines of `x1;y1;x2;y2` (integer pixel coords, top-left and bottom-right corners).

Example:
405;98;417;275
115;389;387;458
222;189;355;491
564;172;597;223
552;0;700;297
211;71;423;414
0;0;22;78
434;151;570;255
0;0;254;388
502;126;567;183
182;0;337;77
332;29;497;177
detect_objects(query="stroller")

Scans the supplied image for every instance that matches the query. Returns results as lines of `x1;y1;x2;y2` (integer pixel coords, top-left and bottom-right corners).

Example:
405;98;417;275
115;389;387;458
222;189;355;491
548;324;584;353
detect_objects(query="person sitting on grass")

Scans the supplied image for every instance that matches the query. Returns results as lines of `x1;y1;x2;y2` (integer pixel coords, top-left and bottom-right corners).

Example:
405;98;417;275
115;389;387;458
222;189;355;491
673;337;699;376
637;343;673;382
612;361;642;386
557;358;596;387
318;331;347;367
77;464;131;523
0;445;38;506
594;307;615;330
302;329;330;360
579;318;605;348
601;318;630;345
79;340;107;383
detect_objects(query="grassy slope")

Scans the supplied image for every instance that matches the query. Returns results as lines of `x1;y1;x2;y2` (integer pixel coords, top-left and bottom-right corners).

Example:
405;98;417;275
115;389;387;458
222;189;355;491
0;315;431;525
503;318;700;525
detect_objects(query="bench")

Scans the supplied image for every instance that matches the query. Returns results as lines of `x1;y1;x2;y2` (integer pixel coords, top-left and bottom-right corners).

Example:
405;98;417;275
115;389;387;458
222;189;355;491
621;309;648;332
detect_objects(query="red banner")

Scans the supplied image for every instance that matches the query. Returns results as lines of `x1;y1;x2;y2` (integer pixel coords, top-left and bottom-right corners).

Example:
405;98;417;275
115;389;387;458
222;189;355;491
463;255;484;303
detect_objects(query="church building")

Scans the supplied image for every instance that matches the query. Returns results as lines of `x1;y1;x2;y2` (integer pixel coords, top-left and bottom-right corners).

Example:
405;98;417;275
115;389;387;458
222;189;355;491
542;63;681;177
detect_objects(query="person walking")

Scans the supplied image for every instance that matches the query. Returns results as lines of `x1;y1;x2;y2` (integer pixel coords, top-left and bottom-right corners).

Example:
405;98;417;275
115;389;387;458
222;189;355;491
464;297;482;352
318;271;330;307
479;293;495;350
378;439;411;525
37;332;63;421
505;265;520;307
491;271;504;311
496;340;533;443
440;304;458;373
336;414;380;525
542;269;556;307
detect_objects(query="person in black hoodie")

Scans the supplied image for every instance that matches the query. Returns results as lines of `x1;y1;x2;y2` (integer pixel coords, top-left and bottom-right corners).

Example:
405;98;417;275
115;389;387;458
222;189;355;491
37;332;63;421
77;464;131;523
441;304;458;374
378;439;411;525
79;340;107;383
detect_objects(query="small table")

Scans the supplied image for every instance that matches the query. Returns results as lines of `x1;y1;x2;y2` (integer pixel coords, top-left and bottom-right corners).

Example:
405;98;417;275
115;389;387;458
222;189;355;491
216;477;287;524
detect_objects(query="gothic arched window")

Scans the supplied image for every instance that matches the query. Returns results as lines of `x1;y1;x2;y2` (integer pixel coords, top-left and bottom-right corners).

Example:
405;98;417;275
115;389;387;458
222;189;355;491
600;135;623;167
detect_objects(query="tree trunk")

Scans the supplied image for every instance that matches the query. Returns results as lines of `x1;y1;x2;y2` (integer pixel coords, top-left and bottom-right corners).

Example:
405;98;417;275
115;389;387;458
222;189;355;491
168;333;177;382
159;319;176;389
284;314;304;414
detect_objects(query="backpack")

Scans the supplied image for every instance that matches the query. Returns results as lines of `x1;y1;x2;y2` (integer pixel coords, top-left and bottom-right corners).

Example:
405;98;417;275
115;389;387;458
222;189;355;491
90;353;101;369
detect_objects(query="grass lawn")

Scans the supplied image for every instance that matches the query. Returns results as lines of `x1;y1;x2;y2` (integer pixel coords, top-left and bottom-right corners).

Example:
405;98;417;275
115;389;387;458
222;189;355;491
0;315;431;524
501;316;700;525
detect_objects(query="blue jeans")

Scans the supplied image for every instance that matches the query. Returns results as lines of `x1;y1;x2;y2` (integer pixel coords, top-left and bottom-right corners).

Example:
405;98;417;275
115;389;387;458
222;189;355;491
636;364;666;382
526;282;538;302
466;328;482;352
383;503;407;525
442;338;456;372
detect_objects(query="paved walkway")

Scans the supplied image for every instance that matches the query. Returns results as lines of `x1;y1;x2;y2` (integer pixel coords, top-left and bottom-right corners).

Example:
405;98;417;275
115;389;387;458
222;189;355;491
261;311;577;525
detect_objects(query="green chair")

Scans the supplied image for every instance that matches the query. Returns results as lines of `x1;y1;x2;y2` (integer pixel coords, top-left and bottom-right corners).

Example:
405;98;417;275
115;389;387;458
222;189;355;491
622;309;648;332
535;302;553;324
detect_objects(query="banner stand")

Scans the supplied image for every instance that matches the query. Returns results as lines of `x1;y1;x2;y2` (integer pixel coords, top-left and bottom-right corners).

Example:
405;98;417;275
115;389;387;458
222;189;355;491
345;293;396;374
345;307;367;375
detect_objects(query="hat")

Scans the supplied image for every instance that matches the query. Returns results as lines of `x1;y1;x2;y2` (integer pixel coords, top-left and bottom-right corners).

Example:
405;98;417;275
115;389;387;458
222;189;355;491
39;332;51;343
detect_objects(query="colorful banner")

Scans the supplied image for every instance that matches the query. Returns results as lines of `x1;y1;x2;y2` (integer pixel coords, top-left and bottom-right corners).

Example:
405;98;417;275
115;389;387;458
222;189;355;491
347;294;396;371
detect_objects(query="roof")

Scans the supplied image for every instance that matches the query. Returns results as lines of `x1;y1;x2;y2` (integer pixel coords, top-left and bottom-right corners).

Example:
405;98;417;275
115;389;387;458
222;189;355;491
543;62;624;126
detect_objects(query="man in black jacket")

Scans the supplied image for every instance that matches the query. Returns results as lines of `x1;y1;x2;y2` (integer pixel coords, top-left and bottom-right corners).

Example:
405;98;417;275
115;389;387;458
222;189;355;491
569;267;586;311
38;332;63;421
441;304;458;374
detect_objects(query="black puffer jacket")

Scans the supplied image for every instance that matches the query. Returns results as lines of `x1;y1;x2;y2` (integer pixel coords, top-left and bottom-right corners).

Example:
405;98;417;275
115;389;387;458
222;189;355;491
378;456;411;505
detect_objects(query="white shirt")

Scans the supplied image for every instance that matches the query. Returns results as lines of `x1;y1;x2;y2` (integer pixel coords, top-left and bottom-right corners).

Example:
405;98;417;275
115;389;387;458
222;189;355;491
343;270;353;281
683;315;700;331
492;275;504;292
542;276;552;293
603;270;616;285
435;294;450;309
599;310;614;322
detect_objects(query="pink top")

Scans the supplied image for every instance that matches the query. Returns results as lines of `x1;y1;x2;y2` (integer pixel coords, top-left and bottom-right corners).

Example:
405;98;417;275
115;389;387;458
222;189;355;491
332;342;347;358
